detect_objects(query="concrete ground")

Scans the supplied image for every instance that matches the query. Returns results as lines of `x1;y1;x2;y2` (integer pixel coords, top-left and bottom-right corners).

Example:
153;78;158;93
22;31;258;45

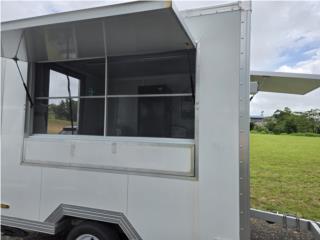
2;218;317;240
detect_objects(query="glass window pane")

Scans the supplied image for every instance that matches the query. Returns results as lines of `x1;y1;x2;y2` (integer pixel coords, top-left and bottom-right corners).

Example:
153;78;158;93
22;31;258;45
107;96;194;138
35;58;105;97
33;98;78;134
49;70;79;97
108;50;195;95
78;98;104;136
33;99;49;134
60;59;105;96
33;98;104;136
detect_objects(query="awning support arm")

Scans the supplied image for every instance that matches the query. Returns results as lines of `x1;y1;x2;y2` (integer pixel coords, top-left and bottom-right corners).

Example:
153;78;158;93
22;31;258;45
12;30;34;108
186;50;195;104
13;59;34;108
66;75;74;135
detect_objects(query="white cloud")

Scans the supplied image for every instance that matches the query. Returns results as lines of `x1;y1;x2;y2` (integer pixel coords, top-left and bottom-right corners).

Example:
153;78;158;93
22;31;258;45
0;0;231;22
1;0;129;22
277;48;320;74
250;1;320;116
251;87;320;116
251;1;320;71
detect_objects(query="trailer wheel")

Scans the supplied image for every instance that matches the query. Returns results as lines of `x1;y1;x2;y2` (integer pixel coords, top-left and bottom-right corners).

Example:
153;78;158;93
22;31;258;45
66;221;120;240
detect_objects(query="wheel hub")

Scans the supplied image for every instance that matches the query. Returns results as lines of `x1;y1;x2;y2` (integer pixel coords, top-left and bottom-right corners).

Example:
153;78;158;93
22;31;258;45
76;234;100;240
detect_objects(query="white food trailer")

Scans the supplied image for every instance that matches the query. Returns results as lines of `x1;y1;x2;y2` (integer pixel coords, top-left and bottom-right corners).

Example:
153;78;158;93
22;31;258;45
1;1;320;240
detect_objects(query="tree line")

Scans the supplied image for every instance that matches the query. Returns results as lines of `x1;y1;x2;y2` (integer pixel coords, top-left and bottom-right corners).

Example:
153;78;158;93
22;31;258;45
251;108;320;135
48;99;78;122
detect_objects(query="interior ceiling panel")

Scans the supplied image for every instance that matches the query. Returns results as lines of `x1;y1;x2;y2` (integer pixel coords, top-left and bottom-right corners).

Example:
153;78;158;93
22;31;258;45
104;9;192;56
1;6;194;62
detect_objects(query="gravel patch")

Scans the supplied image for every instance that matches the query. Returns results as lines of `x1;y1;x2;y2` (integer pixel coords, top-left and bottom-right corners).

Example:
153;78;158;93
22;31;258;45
2;218;317;240
251;218;315;240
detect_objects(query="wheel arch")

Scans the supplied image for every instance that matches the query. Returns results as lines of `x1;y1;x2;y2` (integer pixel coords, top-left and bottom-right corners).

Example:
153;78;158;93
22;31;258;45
46;204;142;240
1;204;142;240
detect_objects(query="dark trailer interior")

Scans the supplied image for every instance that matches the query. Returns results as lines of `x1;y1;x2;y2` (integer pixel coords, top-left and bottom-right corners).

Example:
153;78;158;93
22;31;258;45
33;50;195;138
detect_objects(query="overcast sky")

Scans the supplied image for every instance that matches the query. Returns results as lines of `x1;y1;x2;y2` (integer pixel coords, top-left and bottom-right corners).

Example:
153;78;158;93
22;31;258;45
1;0;319;116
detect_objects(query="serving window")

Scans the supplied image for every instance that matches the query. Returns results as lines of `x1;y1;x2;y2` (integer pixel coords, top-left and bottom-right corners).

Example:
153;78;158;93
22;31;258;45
32;50;196;139
2;4;198;176
33;59;105;135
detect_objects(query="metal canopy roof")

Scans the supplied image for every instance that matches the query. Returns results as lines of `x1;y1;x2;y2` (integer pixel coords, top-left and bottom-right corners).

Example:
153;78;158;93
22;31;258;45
1;1;194;62
250;71;320;95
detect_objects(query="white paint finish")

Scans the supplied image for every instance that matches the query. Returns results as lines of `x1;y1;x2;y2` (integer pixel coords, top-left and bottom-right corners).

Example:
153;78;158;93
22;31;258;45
24;139;72;164
1;59;42;221
23;136;194;175
184;11;241;240
1;3;249;240
73;140;193;173
39;167;127;221
1;58;5;135
127;175;196;240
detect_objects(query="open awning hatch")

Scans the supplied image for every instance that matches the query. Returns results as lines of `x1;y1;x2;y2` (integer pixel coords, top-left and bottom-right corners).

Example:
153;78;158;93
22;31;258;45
1;1;194;62
250;71;320;95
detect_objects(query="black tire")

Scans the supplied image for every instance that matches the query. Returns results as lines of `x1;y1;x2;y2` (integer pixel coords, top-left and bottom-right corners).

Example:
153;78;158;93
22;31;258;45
66;221;120;240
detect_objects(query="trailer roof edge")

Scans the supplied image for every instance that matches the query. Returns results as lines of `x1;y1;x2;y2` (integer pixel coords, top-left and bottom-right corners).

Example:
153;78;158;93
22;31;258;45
1;0;172;31
178;1;246;18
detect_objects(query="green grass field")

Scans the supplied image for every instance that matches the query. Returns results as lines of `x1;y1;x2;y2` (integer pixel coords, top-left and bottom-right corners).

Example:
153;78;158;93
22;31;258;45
250;133;320;221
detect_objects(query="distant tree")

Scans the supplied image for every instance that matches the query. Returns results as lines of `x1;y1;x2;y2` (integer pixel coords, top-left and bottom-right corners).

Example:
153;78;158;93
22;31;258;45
258;107;320;135
250;122;255;131
305;109;320;133
265;117;276;132
48;99;77;122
